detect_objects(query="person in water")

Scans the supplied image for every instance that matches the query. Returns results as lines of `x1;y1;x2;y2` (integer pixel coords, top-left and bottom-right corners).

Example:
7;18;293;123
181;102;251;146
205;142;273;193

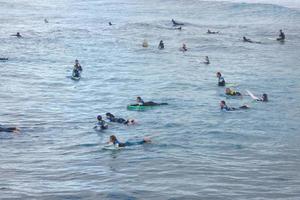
225;88;242;96
74;59;82;72
134;96;168;106
277;29;285;41
216;72;225;86
172;19;184;26
180;43;187;52
44;18;49;23
204;56;210;64
220;100;249;111
109;22;112;26
108;135;151;148
142;39;148;47
0;58;8;61
94;115;108;130
106;113;135;125
207;29;219;34
72;69;80;78
247;90;268;102
243;36;253;43
158;40;164;49
11;32;22;38
0;126;20;133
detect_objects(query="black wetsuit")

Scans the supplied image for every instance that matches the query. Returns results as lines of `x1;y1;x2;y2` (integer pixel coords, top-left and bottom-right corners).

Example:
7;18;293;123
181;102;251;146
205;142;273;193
0;127;17;132
218;76;225;86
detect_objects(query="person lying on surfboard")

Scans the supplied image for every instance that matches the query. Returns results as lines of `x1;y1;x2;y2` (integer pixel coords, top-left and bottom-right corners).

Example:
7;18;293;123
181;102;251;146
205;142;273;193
133;96;168;106
105;113;135;125
207;29;219;34
246;90;268;102
107;135;151;148
172;19;184;26
0;125;20;133
220;101;249;111
243;36;261;44
225;88;242;96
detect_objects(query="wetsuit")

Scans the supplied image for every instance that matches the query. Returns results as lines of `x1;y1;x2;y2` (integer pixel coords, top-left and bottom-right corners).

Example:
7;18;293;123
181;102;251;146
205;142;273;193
226;90;242;96
158;42;164;49
0;127;17;132
72;69;80;77
96;120;108;130
113;139;146;147
278;32;285;41
74;64;82;72
218;76;225;86
108;116;127;124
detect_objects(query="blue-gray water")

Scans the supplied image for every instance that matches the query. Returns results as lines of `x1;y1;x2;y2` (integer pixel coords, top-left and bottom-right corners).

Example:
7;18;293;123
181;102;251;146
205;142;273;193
1;0;300;199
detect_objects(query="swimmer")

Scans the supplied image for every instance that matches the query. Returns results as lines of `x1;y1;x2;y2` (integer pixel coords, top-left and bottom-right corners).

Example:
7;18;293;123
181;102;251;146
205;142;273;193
225;88;242;96
204;56;210;64
106;113;135;125
243;36;261;44
180;43;187;52
246;90;268;102
94;115;108;130
158;40;164;49
216;72;225;86
0;58;8;61
108;135;151;148
207;29;219;34
44;18;49;23
172;19;184;26
0;126;20;133
72;69;80;78
142;39;148;47
109;22;112;26
11;32;22;38
220;100;249;111
74;59;82;72
277;29;285;41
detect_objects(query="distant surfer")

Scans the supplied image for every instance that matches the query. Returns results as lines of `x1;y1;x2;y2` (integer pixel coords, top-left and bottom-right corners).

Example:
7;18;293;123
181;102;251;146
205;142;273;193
172;19;184;26
277;29;285;41
109;22;113;26
74;59;82;72
132;96;168;106
220;100;249;111
158;40;164;49
216;72;225;86
94;115;108;130
207;29;219;34
180;43;187;52
246;90;268;102
44;18;49;23
11;32;22;38
0;125;20;133
142;39;148;47
204;56;210;64
243;36;261;44
106;113;135;125
107;135;151;148
0;58;8;61
225;88;242;96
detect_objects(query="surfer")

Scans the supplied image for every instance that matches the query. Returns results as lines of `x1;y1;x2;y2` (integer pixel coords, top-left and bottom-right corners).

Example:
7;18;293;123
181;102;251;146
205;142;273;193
225;88;242;96
207;29;219;34
0;58;8;61
216;72;225;86
11;32;22;38
180;43;187;52
158;40;164;49
142;39;148;47
243;36;261;44
72;69;80;78
0;126;20;133
246;90;268;102
74;59;82;72
134;96;168;106
108;135;151;148
106;113;135;125
204;56;210;64
109;22;112;26
94;115;108;130
220;101;249;111
277;29;285;41
44;18;49;23
172;19;184;26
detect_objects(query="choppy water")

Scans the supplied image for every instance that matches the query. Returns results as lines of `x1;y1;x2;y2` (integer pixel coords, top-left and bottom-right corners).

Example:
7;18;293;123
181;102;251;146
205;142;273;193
1;0;300;199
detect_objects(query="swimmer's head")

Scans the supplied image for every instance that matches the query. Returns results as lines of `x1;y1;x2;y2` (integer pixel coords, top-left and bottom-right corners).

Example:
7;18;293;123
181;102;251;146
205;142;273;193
225;88;231;93
110;135;117;143
106;112;114;119
262;94;268;102
97;115;102;121
216;72;222;77
220;100;226;108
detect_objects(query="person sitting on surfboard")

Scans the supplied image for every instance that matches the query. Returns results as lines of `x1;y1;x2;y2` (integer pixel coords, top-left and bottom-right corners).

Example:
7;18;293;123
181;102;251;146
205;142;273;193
108;135;151;148
172;19;184;26
134;96;168;106
158;40;164;49
216;72;225;86
220;101;249;111
207;29;219;34
74;59;82;72
94;115;108;130
204;56;210;64
72;69;80;78
0;125;20;133
277;29;285;41
106;113;135;125
225;88;242;96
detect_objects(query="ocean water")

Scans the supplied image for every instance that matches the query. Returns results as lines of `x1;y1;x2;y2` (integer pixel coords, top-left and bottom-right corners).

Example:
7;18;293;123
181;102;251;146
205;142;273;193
1;0;300;199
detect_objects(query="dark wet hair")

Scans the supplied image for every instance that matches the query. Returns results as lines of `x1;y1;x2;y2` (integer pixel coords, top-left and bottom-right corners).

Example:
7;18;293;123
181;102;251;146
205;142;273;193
262;94;268;102
106;112;114;118
110;135;117;142
97;115;102;120
221;100;226;105
217;72;222;76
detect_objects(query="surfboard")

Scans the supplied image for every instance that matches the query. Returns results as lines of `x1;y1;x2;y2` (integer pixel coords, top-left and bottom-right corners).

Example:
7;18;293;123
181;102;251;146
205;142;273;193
246;90;259;100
